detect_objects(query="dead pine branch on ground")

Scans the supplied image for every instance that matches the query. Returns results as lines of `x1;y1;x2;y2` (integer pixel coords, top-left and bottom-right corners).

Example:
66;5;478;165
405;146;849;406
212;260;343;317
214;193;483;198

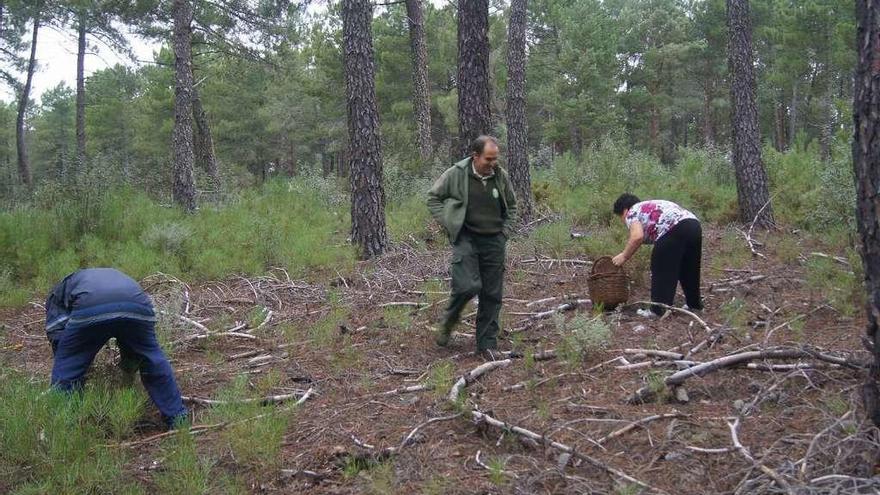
627;347;866;404
444;350;667;493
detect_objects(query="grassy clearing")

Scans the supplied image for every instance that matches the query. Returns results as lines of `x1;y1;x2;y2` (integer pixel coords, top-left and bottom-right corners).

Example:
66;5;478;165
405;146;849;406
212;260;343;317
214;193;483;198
553;311;612;368
0;371;146;494
805;254;863;317
0;141;865;493
0;139;858;307
0;180;357;306
203;376;292;474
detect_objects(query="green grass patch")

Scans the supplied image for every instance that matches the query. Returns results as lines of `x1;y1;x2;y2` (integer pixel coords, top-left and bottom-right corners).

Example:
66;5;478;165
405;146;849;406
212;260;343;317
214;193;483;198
425;361;455;399
709;229;752;271
0;371;147;494
805;255;862;317
203;375;292;473
382;306;415;331
0;180;355;307
553;312;612;368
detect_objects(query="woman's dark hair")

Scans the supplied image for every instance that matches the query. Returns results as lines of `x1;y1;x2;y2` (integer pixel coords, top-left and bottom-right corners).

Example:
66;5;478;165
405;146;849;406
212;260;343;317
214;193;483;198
613;193;640;215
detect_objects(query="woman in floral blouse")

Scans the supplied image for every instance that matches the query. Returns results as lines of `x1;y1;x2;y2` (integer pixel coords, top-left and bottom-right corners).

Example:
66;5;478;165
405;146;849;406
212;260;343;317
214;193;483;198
611;193;703;316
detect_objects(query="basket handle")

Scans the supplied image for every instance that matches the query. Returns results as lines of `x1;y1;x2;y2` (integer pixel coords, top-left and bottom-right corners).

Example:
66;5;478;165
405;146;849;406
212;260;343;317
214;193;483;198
592;256;624;275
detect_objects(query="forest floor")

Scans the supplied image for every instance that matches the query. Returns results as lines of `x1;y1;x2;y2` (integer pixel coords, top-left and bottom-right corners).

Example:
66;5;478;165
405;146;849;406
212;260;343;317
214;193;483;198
2;225;878;494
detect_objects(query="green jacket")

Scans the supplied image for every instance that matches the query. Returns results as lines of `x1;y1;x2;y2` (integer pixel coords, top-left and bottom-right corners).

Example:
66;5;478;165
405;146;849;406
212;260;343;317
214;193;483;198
427;157;518;243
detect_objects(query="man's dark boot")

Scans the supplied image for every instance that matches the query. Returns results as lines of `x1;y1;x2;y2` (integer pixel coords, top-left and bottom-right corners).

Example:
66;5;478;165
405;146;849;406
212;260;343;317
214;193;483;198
434;324;453;347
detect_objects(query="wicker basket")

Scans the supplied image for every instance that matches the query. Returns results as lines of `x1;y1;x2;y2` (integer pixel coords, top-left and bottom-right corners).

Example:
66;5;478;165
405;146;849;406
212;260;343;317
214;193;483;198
588;256;629;309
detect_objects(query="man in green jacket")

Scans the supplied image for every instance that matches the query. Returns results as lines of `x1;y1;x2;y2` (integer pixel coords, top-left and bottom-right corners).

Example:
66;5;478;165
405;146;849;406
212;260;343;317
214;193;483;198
427;135;518;359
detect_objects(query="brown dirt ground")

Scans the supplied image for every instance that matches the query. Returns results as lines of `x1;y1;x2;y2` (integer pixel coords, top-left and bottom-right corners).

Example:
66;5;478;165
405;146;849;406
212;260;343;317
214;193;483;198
1;226;876;494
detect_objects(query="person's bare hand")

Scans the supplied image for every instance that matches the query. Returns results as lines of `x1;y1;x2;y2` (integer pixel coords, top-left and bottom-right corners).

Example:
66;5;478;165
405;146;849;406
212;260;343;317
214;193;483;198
612;253;627;266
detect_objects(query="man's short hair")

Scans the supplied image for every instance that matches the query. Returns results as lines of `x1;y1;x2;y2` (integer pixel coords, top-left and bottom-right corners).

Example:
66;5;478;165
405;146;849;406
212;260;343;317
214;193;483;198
613;193;641;215
471;135;499;155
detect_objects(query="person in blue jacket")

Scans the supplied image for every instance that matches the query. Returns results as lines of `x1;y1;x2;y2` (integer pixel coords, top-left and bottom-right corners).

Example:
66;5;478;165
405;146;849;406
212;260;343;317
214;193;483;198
45;268;188;429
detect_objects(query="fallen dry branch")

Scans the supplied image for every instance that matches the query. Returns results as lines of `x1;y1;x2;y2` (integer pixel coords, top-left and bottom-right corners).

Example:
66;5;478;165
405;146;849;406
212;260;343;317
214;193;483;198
113;388;315;448
627;301;712;333
379;384;431;396
727;417;795;495
182;389;311;407
448;360;513;401
445;356;665;493
710;275;767;292
809;251;851;267
254;310;273;330
623;348;686;360
397;413;461;450
502;372;579;392
468;408;664;493
627;347;863;403
378;301;427;308
521;256;591;266
744;198;773;258
171;331;258;346
528;299;592;320
597;412;684;444
280;468;328;482
665;348;863;387
160;310;209;333
685;445;736;454
511;300;591;331
346;413;462;462
474;449;519;479
798;410;853;480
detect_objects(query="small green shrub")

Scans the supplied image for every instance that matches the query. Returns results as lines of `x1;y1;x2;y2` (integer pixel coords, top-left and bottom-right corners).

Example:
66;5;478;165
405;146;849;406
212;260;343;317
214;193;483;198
554;312;612;367
203;375;291;473
153;430;213;495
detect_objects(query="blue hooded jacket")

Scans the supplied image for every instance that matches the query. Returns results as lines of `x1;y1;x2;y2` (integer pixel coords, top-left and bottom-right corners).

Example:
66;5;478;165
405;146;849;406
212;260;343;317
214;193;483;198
45;268;156;340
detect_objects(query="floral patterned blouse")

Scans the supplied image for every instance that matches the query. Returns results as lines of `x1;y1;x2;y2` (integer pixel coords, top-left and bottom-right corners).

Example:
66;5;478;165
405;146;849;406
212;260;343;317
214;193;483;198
625;200;697;244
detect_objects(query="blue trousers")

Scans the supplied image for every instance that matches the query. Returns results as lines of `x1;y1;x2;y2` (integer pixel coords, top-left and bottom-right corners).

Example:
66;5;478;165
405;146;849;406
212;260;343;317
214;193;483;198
50;318;187;427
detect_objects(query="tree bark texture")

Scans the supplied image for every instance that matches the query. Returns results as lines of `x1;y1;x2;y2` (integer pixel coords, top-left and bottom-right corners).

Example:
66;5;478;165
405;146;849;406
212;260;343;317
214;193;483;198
172;0;196;212
16;10;39;188
506;0;532;224
192;87;221;190
405;0;432;161
343;0;388;258
703;84;716;147
75;12;86;174
457;0;492;156
773;93;787;152
789;80;799;148
853;0;880;427
727;0;773;227
649;99;661;155
819;83;834;162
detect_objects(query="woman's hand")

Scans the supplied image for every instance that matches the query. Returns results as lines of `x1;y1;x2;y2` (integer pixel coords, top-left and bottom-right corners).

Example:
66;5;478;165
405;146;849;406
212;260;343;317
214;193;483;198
612;253;627;266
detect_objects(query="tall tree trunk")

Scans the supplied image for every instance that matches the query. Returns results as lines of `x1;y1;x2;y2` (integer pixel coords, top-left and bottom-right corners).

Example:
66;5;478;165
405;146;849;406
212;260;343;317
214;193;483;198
570;126;582;155
505;0;532;224
75;12;86;175
192;87;220;190
853;0;880;428
405;0;432;161
648;91;661;155
703;84;715;147
773;91;787;152
819;81;834;162
683;116;689;148
789;80;798;148
343;0;388;258
727;0;773;227
172;0;196;212
457;0;492;156
16;11;39;188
